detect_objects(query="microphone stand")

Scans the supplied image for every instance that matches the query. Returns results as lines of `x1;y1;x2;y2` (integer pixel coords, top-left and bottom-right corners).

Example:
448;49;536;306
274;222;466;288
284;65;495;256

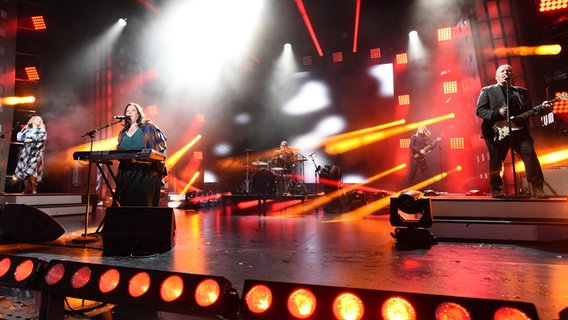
308;153;320;213
72;120;122;243
504;82;525;199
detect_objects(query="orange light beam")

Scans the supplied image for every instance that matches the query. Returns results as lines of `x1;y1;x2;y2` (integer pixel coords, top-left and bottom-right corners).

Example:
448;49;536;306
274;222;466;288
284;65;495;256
181;172;201;194
294;0;324;57
325;113;455;154
515;148;568;172
63;137;120;164
305;119;406;151
352;0;361;53
165;135;202;169
282;164;406;217
328;166;462;222
1;96;35;105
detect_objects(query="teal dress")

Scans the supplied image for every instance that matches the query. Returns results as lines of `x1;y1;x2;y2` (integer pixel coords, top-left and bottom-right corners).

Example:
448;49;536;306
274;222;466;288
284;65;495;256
116;125;167;206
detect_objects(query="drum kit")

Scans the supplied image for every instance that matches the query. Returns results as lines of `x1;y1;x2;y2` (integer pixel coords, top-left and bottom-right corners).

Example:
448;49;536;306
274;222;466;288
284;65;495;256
238;149;308;196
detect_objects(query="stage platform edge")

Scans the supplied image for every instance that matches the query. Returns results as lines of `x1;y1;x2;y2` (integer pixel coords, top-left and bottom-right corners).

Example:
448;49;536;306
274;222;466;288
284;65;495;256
0;193;95;216
429;196;568;242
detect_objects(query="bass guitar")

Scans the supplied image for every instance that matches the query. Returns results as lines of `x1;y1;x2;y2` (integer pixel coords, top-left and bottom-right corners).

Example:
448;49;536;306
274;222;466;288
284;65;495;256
413;135;443;161
492;92;567;142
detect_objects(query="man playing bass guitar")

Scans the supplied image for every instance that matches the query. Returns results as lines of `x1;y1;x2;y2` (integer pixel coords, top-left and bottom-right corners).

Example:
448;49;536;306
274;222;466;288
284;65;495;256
405;125;441;188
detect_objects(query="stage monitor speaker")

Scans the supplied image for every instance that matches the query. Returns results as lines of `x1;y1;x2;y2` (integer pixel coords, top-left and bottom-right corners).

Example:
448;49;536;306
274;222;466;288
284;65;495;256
522;165;568;196
102;206;176;256
0;203;65;243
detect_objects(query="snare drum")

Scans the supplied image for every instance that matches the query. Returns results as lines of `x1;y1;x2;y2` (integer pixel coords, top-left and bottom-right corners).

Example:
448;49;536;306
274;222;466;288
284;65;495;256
252;169;276;194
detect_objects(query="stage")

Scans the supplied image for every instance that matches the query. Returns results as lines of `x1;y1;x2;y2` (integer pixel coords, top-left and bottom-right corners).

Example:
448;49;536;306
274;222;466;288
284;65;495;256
0;192;567;319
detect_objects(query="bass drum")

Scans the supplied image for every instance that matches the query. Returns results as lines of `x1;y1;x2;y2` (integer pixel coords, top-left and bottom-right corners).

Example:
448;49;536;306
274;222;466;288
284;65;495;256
252;169;276;195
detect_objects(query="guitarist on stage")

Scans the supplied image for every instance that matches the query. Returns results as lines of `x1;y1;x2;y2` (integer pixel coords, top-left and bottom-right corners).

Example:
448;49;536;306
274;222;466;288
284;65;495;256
405;125;438;188
475;64;551;199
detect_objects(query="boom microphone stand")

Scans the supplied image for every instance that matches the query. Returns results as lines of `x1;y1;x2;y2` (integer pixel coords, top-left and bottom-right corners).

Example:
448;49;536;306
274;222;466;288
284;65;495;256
72;119;123;243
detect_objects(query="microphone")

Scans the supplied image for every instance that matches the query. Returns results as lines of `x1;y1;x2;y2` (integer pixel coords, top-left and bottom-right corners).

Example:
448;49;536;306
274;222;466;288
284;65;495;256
113;115;129;120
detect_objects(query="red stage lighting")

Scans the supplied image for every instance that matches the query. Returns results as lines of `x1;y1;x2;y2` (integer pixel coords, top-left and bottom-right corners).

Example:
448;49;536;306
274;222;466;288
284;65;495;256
332;52;343;63
25;66;40;81
0;255;47;289
370;48;381;59
31;16;46;30
40;260;240;318
539;0;568;12
239;279;540;319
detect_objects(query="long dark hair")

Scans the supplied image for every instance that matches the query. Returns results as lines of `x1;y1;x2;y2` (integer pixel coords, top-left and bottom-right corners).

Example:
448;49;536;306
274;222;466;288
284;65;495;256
123;102;151;127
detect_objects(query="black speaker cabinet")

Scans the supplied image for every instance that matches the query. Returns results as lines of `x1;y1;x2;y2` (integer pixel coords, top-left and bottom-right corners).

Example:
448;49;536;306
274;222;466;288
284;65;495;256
102;206;176;256
0;203;65;243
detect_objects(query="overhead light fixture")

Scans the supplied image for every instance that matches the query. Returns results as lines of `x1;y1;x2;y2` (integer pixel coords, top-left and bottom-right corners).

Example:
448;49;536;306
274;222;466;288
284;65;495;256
390;190;437;248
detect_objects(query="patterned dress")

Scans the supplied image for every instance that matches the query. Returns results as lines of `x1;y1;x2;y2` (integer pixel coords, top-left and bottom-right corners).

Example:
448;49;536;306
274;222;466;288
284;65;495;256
15;127;47;181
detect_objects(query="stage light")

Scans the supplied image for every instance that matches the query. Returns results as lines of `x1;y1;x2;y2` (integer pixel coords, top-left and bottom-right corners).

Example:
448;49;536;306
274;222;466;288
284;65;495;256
17;15;47;31
332;51;343;62
332;292;364;320
287;288;317;318
24;66;40;81
437;27;452;41
118;18;127;26
239;279;540;319
398;94;410;105
0;255;47;289
396;53;408;65
31;16;46;30
382;296;415;320
40;260;240;318
390;190;437;247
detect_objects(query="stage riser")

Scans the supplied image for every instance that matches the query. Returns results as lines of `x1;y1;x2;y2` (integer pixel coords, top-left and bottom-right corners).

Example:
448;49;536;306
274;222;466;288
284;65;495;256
430;197;568;241
0;194;93;216
430;223;568;242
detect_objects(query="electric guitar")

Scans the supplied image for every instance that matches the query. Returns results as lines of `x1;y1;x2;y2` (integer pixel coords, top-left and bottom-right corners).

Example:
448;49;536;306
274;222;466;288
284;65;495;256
492;92;568;142
413;135;443;160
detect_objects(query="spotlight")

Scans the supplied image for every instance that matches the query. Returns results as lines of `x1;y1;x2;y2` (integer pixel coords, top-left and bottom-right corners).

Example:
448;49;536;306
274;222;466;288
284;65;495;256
239;279;540;319
390;190;437;247
118;18;127;26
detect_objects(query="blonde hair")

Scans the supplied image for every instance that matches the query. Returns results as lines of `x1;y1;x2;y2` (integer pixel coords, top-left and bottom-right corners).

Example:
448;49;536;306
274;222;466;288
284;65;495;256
27;116;45;129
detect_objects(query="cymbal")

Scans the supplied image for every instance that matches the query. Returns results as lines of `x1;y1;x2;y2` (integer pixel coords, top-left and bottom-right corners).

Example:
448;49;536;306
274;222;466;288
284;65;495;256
252;161;268;166
295;158;308;162
271;167;285;172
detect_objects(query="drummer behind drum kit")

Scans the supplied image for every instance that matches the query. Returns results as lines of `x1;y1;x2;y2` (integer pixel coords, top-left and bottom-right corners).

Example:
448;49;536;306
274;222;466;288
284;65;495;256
238;150;308;196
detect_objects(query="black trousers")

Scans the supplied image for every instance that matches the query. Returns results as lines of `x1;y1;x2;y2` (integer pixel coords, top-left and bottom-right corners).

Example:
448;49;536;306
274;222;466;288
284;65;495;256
405;157;428;188
484;128;544;191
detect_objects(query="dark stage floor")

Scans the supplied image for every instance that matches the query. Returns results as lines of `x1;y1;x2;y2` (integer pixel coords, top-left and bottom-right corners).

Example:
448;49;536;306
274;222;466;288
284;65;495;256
1;197;568;319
